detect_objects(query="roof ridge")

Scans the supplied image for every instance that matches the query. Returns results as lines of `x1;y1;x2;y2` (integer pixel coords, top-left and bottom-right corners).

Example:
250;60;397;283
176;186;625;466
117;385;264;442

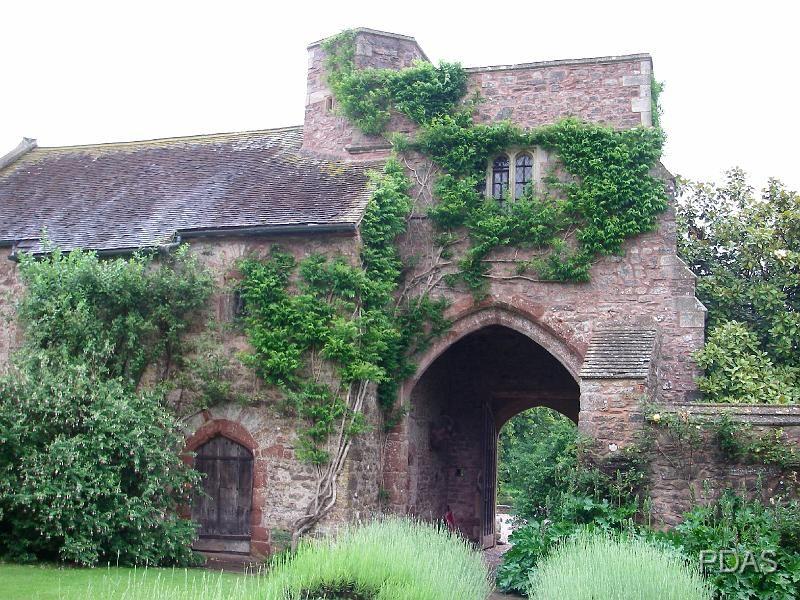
0;138;38;172
35;125;303;151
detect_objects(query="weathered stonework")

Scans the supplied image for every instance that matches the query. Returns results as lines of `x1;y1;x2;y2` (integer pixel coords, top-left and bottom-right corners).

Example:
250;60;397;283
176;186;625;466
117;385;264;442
648;404;800;525
0;248;22;371
172;235;385;557
1;27;797;556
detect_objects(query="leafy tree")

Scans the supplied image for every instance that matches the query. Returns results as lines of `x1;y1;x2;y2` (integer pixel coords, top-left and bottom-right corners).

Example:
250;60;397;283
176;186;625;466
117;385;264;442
0;247;212;565
677;169;800;403
497;407;577;516
496;409;647;593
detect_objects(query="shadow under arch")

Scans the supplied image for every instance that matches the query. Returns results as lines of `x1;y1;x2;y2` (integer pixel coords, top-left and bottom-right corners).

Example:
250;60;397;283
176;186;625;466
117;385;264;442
402;303;582;404
402;304;581;548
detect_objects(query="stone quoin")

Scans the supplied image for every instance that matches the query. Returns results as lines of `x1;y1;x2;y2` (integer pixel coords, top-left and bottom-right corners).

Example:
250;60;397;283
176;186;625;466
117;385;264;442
1;27;795;559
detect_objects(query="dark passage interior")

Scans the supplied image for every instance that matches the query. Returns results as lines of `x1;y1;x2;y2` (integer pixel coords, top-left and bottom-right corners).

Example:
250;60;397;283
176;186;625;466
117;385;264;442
408;325;579;546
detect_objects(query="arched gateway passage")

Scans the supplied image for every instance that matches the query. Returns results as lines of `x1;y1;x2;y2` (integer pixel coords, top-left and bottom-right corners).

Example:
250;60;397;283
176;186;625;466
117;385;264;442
407;324;579;547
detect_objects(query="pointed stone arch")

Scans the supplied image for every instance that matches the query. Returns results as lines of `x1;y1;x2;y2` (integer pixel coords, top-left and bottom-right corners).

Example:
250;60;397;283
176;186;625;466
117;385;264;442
384;301;585;546
402;300;583;403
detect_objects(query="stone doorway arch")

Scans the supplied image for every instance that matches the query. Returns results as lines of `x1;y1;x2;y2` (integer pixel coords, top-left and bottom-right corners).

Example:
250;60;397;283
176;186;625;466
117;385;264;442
402;303;583;401
183;419;267;556
390;306;581;548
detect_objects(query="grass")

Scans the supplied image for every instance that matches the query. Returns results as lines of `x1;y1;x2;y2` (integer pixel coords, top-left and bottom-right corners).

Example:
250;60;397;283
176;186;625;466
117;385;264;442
0;563;265;600
0;518;491;600
526;530;713;600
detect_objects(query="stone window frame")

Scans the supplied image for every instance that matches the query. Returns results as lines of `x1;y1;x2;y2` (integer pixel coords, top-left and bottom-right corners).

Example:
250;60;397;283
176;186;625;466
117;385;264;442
484;147;548;201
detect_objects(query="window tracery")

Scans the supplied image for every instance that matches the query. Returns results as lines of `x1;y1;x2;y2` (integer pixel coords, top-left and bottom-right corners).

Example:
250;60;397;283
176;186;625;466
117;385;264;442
486;149;540;201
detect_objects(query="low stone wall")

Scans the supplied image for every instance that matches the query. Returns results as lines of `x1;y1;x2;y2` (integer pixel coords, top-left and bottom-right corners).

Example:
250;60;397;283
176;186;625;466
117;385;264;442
648;403;800;526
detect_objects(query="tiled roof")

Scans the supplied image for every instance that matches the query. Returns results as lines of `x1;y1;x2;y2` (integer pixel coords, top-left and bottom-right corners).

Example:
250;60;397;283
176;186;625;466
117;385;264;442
0;126;377;253
579;327;657;379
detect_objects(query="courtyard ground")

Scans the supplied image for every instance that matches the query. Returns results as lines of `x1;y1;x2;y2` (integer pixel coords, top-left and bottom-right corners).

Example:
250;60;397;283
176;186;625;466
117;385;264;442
483;544;524;599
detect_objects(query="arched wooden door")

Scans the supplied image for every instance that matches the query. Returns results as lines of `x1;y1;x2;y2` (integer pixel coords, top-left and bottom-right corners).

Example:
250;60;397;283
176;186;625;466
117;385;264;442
192;436;253;552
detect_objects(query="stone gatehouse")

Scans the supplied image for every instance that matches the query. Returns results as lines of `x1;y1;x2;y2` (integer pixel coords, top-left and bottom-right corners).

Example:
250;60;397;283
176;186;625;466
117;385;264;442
1;28;797;559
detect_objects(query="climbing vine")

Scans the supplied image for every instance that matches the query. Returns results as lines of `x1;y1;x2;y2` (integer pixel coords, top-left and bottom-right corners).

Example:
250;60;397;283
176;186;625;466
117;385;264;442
324;29;468;135
239;160;447;464
238;160;448;542
236;30;669;540
323;31;668;293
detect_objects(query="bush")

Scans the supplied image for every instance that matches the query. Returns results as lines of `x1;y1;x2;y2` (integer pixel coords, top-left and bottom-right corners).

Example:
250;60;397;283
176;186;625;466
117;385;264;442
262;518;491;600
496;438;647;593
495;517;580;594
527;531;712;600
695;321;800;404
0;247;211;566
0;366;200;566
495;492;642;595
662;490;800;599
497;407;577;516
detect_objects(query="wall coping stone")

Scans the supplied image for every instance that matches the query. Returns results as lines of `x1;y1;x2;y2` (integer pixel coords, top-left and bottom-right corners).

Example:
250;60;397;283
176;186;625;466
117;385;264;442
465;53;653;74
667;403;800;426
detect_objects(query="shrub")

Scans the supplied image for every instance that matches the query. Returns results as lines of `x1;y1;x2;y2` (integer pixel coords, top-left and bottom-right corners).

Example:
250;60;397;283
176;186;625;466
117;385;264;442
662;490;800;599
497;407;577;516
527;531;713;600
495;517;581;594
496;437;647;593
695;321;800;404
0;247;211;566
0;366;201;566
495;491;643;595
262;517;492;600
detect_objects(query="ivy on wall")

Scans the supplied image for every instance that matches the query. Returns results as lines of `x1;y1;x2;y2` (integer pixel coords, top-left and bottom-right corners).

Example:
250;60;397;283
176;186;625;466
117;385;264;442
236;32;669;466
238;160;448;464
323;31;668;293
238;160;448;542
324;29;469;135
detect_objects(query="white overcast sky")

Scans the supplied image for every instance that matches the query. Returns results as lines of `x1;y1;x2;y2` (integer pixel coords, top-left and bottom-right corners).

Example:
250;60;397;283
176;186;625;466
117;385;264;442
1;1;798;191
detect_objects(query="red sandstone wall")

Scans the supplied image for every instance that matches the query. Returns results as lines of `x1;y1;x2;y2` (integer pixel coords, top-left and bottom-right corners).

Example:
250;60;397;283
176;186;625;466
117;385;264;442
394;152;705;408
164;235;386;555
648;404;800;525
301;29;653;160
302;30;425;159
467;55;652;130
0;248;22;371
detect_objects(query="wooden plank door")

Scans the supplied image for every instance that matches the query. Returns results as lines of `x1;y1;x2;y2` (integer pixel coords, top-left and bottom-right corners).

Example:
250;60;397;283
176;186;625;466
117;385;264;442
192;436;253;539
